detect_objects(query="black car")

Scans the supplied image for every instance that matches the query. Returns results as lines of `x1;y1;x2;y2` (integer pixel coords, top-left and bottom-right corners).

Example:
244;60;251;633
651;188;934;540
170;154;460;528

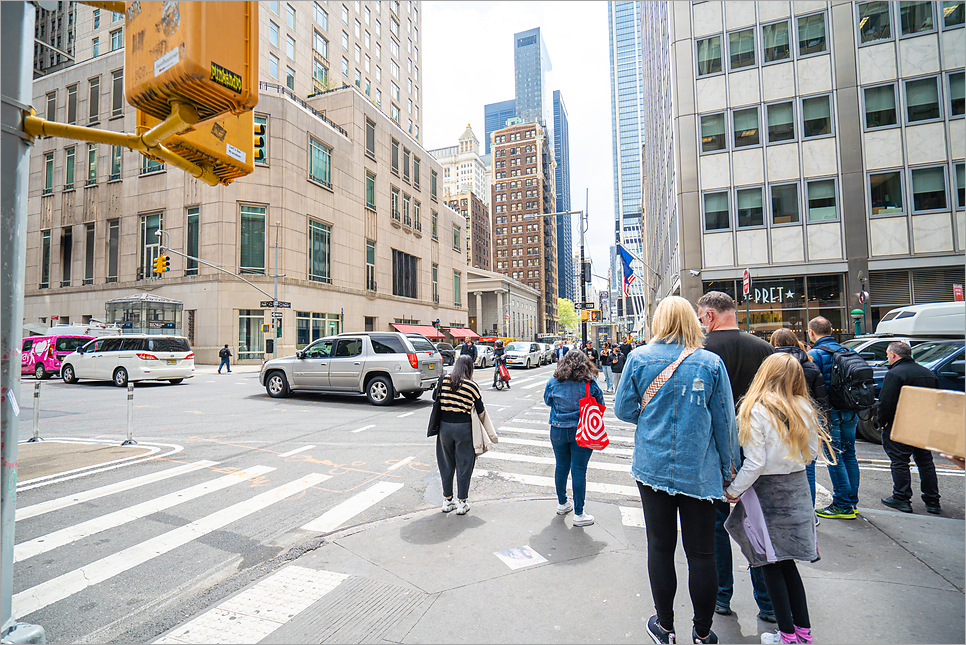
857;339;965;443
435;342;456;366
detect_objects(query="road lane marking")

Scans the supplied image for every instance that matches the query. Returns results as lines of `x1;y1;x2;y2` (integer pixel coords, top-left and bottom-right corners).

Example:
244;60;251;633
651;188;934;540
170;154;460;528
350;424;375;433
301;481;405;533
397;411;415;418
474;468;639;497
497;436;634;456
16;460;218;521
387;456;415;471
15;466;276;563
13;472;330;618
521;380;547;390
278;445;315;458
479;451;630;472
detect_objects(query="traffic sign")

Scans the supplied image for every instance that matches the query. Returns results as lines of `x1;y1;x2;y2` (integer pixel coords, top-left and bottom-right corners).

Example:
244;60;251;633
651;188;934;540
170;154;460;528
271;312;283;320
742;268;751;296
260;300;291;308
578;301;596;309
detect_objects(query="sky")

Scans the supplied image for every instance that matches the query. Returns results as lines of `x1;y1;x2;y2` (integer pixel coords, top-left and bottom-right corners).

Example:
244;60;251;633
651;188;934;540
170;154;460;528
421;1;616;293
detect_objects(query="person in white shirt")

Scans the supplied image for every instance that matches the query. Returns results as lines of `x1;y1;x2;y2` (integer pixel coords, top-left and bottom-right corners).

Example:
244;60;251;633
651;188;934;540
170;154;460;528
723;353;834;645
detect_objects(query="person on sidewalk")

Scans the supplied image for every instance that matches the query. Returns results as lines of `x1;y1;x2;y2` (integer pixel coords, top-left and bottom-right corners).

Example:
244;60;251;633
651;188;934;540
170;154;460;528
807;316;861;520
770;328;830;511
434;356;485;515
877;341;942;515
492;340;509;389
554;341;569;363
696;291;777;623
584;341;599;369
543;350;603;527
218;344;232;374
621;337;633;356
611;345;626;393
600;343;614;393
458;338;478;364
616;296;740;645
724;353;834;645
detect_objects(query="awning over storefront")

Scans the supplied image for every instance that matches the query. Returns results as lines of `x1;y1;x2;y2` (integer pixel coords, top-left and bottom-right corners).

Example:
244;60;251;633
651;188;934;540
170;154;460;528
447;327;479;339
391;323;444;340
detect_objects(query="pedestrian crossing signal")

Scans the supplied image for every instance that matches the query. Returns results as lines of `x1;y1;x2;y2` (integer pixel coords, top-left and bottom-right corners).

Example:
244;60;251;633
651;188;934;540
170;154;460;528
254;118;267;163
153;254;170;273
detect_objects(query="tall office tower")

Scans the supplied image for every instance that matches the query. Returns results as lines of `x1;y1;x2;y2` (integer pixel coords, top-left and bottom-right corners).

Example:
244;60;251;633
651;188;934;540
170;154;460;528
553;90;574;302
484;99;516;154
514;27;554;147
640;1;965;337
490;121;559;335
428;125;489;205
33;1;79;78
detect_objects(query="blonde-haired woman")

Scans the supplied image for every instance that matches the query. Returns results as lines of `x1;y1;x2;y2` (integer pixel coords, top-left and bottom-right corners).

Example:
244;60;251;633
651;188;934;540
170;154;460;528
724;352;835;645
615;296;740;645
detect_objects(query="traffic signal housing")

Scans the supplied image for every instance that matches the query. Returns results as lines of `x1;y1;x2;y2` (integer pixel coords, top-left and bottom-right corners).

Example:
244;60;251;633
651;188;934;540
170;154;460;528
254;116;267;164
153;254;170;274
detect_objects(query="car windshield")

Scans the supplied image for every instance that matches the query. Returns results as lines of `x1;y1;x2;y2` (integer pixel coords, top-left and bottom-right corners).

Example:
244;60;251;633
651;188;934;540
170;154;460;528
506;342;529;352
840;339;865;350
911;342;963;368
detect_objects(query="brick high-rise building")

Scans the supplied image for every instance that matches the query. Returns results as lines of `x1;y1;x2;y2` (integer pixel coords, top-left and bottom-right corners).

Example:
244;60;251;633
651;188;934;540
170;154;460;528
490;121;558;336
446;192;492;271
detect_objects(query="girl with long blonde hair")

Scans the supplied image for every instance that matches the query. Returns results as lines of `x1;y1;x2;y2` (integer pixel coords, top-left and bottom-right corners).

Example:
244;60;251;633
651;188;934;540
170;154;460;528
724;353;834;645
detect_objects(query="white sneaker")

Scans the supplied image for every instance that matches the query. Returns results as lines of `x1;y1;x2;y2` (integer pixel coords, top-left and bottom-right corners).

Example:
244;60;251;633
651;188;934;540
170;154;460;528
557;500;574;515
456;500;470;515
441;499;457;513
760;631;785;644
573;513;595;526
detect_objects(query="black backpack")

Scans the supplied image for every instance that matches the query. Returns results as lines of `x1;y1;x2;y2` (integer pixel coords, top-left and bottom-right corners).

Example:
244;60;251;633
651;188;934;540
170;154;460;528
219;347;230;359
819;347;875;412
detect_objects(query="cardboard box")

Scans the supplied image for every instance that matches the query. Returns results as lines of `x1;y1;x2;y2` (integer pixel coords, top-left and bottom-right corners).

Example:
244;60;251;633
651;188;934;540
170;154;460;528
890;386;965;458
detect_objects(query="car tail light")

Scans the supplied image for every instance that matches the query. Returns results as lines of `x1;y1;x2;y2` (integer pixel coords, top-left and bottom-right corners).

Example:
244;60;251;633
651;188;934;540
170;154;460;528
136;353;159;361
407;353;419;369
185;353;194;359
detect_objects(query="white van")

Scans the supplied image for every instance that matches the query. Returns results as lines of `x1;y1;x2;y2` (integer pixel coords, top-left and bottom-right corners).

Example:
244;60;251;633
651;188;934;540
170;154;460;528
874;302;965;336
61;335;195;386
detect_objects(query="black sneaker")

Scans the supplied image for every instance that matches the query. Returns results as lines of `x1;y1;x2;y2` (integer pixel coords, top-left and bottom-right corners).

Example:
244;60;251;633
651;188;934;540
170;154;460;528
692;628;718;644
757;610;778;623
646;615;675;644
926;504;942;515
881;496;913;513
714;602;732;616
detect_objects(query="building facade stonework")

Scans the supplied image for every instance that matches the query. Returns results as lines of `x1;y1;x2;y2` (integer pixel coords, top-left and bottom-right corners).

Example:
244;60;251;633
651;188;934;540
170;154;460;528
446;192;492;272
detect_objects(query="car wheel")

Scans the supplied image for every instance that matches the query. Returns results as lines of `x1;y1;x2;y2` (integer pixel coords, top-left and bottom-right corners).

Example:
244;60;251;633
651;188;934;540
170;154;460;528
265;371;289;398
113;367;129;387
62;364;77;384
367;375;394;406
34;364;45;380
168;378;184;384
403;391;421;400
857;402;882;444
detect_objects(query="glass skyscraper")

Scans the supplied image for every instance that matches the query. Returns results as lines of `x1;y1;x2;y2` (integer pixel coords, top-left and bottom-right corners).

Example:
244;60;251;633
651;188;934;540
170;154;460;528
483;99;516;155
514;27;554;147
554;90;574;301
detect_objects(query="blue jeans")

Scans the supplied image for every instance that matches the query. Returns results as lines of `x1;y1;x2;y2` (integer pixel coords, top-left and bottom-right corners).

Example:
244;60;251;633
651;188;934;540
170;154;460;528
825;409;859;510
715;501;772;613
602;365;613;390
218;358;231;372
806;461;816;508
549;426;593;515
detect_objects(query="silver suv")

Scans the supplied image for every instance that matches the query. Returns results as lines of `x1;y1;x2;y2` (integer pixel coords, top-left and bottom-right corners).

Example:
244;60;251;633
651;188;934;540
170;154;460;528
259;331;442;405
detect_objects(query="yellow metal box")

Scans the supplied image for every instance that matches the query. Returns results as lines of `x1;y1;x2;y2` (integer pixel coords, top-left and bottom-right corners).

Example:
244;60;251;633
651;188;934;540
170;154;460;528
125;1;259;123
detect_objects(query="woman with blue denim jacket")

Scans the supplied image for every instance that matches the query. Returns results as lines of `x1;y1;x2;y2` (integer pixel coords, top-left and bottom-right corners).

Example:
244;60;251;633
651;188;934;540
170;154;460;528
615;296;741;645
543;350;604;527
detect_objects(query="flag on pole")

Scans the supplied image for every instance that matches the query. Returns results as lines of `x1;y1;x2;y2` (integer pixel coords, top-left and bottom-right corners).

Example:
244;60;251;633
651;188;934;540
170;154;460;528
618;244;636;299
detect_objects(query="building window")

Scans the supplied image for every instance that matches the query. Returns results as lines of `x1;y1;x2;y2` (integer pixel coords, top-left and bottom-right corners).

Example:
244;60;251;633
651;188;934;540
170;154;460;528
269;53;279;79
767;102;795;142
798;13;827;55
955;163;965;209
186;207;199;276
858;1;892;44
107;219;119;282
870;171;904;215
910;166;947;212
807;179;838;221
88;76;99;123
111;69;123;117
46;91;56;121
802;95;833;137
696;35;722;75
733;107;760;147
390;103;400;122
412;156;420;188
700;113;726;152
309;138;332;187
366;171;376;210
453;224;461;250
87;143;97;185
366;240;376;290
313;59;328;92
945;1;965;27
432;262;438;302
309;219;331;283
403;193;411;226
947;71;964;116
238;309;265;360
737;188;764;228
762;20;790;62
431;210;438;239
65;146;75;189
270;21;279;47
905;76;941;122
67;84;77;124
315;2;328;29
402;148;410;181
140;212;162;279
43;152;54;195
286;66;295;90
110;28;122;51
94;8;100;28
109;145;121;180
286;34;295;59
729;28;755;69
287;3;296;28
413;200;421;231
92;37;99;57
365;118;376;158
390;138;399;173
141;154;163;175
454;271;461;306
391;186;400;220
84;223;95;285
431;170;438;200
240;204;266;274
392;248;418;298
40;230;51;288
314;30;328;60
900;1;935;35
342;30;349;50
771;183;800;224
864;84;898;128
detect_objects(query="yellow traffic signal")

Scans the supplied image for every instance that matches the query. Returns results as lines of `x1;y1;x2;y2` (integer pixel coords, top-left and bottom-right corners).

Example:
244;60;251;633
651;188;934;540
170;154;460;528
581;310;590;322
153;254;169;273
261;323;272;333
254;117;267;164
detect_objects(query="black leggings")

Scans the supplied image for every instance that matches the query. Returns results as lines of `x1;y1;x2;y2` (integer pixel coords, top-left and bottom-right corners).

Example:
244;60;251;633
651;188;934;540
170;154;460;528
760;560;810;634
638;482;718;637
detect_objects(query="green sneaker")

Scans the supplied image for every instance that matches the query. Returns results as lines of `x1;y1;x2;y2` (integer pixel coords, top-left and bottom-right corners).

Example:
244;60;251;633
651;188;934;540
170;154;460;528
816;504;856;519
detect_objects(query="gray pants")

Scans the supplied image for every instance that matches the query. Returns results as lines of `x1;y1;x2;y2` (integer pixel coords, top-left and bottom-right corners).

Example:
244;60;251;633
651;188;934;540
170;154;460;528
613;370;621;392
437;420;476;500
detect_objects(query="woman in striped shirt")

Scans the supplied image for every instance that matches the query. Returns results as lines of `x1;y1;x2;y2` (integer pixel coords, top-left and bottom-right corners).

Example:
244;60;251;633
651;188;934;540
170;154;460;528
435;355;486;515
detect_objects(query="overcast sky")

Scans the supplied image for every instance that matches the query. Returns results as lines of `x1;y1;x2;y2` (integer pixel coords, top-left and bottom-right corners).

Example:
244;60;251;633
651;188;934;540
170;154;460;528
421;1;616;292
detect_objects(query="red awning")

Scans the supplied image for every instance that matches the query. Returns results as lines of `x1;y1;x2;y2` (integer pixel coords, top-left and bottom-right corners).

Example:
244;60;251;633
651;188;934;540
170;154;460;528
391;323;444;340
447;327;480;339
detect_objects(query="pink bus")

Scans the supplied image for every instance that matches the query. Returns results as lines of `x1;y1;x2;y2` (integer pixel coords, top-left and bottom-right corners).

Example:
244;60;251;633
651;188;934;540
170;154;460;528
22;335;94;380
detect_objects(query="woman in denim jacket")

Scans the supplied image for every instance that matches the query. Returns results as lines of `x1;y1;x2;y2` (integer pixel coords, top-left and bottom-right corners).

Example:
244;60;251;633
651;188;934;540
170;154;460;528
543;350;604;527
614;296;740;645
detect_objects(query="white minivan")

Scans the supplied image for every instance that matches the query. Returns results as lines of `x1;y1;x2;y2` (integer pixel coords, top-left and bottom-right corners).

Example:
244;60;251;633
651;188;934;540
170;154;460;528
61;335;195;386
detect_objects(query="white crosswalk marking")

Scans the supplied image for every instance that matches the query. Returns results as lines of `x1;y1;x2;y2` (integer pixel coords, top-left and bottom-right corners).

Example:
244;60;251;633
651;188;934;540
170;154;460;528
620;506;646;527
499;426;635;445
301;481;405;533
13;472;329;618
475;468;640;497
479;450;630;473
498;436;635;456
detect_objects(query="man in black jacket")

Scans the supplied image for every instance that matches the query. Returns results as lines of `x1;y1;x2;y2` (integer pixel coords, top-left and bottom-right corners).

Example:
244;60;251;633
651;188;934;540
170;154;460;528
459;339;477;363
878;341;942;514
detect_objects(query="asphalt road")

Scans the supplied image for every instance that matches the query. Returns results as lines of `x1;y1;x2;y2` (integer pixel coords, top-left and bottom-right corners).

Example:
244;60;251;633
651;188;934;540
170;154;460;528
11;362;963;642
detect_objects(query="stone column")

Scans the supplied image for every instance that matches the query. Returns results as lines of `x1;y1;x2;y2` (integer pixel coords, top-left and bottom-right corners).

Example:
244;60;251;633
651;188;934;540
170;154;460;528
496;290;504;336
475;291;483;334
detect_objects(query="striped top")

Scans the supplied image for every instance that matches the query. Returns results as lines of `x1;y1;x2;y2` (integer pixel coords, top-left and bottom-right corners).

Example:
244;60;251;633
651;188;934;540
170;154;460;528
436;376;485;422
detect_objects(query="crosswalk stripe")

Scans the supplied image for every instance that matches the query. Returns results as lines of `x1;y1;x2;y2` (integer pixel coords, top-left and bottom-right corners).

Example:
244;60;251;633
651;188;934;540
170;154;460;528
479;450;631;472
499;426;635;445
620;506;646;527
278;445;315;458
498;436;634;456
13;472;329;618
475;468;640;497
520;380;546;390
15;460;219;522
155;567;349;644
15;466;276;563
301;481;405;533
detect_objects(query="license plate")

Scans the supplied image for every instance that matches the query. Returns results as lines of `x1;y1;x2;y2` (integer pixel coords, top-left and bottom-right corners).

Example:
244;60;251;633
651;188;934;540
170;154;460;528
166;359;177;365
428;363;436;370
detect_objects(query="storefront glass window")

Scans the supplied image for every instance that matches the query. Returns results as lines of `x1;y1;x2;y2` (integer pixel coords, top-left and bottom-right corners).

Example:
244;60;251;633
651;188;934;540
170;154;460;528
238;309;265;360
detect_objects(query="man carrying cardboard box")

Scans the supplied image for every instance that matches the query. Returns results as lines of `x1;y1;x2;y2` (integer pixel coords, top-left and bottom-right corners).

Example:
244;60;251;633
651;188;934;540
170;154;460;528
877;342;942;515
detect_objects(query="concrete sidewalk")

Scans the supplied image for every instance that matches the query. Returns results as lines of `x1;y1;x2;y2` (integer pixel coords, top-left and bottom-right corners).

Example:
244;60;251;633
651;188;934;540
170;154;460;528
156;494;965;644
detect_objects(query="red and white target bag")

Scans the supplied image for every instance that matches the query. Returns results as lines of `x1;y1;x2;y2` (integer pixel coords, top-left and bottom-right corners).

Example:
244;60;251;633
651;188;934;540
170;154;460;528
576;382;609;450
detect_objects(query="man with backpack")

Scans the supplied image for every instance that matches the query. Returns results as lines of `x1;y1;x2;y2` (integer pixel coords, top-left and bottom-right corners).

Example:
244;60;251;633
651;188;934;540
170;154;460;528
218;344;232;374
808;316;875;520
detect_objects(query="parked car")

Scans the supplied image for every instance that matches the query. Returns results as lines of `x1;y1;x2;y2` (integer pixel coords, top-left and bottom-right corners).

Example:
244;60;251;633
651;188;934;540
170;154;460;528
476;345;495;368
22;335;93;380
857;338;965;443
535;343;551;365
874;302;964;336
504;341;541;369
61;336;195;386
259;331;442;405
841;335;926;364
435;342;456;366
